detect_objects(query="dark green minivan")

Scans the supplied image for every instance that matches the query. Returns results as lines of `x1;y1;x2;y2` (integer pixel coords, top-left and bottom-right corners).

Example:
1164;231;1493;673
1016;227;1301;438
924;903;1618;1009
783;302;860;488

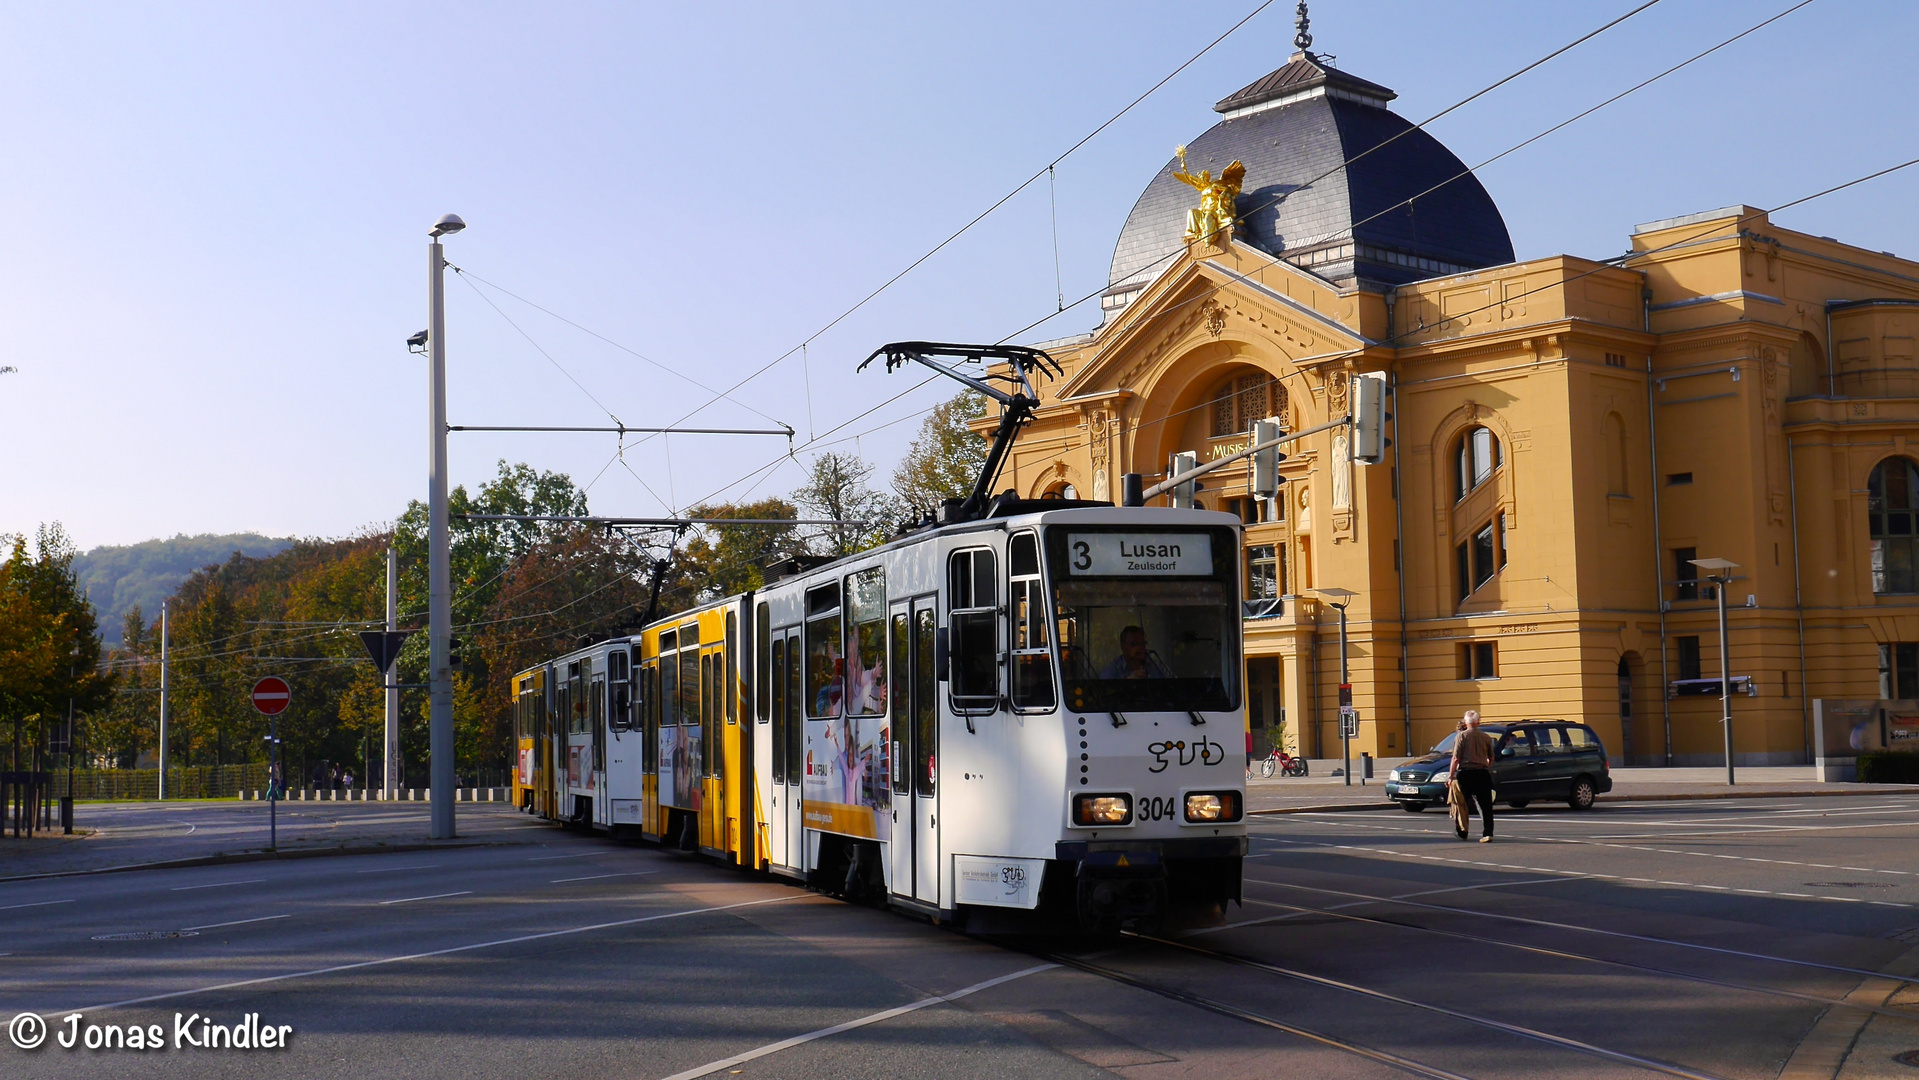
1384;720;1612;812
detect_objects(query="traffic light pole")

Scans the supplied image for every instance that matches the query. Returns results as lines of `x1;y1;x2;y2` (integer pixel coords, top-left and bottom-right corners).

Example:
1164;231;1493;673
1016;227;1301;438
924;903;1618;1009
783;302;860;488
1138;414;1350;503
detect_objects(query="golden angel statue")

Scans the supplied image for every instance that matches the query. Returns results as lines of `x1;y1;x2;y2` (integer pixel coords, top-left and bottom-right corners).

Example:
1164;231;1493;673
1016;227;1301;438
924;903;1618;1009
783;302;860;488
1173;145;1246;244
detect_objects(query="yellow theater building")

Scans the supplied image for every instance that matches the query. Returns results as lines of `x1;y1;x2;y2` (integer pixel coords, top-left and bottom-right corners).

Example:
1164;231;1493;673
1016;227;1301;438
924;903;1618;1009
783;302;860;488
988;38;1919;767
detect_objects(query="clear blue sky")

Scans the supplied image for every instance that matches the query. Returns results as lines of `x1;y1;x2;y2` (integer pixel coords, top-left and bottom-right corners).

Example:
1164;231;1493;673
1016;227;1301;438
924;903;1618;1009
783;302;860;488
3;0;1911;549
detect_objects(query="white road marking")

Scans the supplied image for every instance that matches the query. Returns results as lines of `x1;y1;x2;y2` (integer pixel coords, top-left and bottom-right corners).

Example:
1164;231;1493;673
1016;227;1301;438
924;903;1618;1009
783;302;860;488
180;914;291;932
354;864;443;874
171;878;266;891
551;871;658;884
656;963;1059;1080
1392;876;1579;900
377;891;473;905
67;894;805;1013
0;899;75;912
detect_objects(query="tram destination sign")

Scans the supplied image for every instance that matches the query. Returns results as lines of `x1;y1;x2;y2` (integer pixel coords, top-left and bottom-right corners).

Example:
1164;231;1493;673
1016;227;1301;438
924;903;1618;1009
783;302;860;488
1067;532;1213;576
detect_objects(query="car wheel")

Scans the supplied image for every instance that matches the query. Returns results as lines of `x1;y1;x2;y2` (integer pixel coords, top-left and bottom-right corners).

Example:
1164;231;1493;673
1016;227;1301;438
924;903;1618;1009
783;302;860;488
1569;776;1596;811
1507;799;1530;809
1401;802;1426;813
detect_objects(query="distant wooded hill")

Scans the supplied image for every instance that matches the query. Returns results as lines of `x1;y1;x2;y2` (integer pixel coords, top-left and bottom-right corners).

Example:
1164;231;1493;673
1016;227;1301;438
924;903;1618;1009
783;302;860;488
75;533;292;643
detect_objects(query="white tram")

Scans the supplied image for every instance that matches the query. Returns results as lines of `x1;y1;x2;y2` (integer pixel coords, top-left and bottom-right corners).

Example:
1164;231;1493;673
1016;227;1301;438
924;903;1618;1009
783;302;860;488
514;343;1249;928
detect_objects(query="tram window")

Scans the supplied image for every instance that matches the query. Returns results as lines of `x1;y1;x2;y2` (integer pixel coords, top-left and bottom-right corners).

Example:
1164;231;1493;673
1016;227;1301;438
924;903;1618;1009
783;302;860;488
1009;532;1055;711
590;672;604;735
915;606;937;794
845;568;887;717
771;638;787;784
949;548;999;709
806;583;844;718
680;637;700;728
642;664;659;771
785;635;805;780
755;603;771;724
661;651;679;727
890;611;909;792
726;611;739;725
608;650;631;731
705;652;722;779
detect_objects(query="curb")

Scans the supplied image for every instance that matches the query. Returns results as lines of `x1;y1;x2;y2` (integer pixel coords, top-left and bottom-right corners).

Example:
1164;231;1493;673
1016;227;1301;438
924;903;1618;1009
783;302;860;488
1248;785;1919;815
0;840;511;884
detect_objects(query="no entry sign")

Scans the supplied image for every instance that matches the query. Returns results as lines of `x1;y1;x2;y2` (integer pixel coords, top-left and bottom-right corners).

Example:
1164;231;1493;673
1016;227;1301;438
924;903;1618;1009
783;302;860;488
251;676;291;716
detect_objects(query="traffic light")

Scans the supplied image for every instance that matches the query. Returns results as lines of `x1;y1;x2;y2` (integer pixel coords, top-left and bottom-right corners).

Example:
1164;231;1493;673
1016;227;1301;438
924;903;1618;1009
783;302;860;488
1168;451;1199;508
1352;372;1390;464
1252;417;1285;498
449;636;466;670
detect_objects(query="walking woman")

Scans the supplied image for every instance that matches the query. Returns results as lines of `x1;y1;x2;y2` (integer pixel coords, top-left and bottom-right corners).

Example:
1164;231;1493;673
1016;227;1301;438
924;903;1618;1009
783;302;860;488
1448;710;1496;842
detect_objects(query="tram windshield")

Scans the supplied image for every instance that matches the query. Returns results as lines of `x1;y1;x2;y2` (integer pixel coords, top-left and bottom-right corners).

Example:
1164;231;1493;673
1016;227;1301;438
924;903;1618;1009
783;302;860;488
1047;526;1241;713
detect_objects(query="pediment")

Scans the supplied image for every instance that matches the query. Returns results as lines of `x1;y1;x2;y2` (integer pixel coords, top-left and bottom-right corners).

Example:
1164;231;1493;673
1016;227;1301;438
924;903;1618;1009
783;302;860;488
1057;242;1373;401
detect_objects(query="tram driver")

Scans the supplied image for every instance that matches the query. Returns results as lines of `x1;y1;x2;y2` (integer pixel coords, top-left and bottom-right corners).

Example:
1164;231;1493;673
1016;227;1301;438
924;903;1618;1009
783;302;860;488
1098;625;1171;679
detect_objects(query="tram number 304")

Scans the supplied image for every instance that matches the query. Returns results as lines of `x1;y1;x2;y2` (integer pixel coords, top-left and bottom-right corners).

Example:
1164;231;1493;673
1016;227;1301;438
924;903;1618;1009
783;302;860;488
1138;796;1180;822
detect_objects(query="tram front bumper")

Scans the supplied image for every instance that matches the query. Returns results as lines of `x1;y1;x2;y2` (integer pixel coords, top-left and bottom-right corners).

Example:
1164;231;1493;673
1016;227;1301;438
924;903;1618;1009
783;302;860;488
1057;837;1248;922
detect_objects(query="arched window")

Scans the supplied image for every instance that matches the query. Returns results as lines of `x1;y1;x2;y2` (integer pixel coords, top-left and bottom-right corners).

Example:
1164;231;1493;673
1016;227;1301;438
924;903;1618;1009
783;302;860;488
1455;426;1501;501
1870;456;1919;593
1211;373;1287;438
1041;482;1078;500
1603;413;1628;496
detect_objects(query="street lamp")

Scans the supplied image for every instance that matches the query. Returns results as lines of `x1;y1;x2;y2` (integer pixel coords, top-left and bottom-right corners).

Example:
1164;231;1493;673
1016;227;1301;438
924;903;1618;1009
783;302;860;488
1689;556;1740;786
1312;587;1357;786
427;212;464;840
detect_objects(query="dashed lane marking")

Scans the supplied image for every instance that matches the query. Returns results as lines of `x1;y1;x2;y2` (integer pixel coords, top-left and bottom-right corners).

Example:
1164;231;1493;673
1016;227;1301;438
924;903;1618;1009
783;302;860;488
1242;864;1919;984
179;914;291;932
377;891;473;905
551;872;659;884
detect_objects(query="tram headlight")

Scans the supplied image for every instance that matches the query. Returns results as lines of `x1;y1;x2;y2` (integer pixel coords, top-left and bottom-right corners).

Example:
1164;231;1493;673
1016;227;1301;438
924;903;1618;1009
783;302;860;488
1184;791;1243;823
1072;794;1132;826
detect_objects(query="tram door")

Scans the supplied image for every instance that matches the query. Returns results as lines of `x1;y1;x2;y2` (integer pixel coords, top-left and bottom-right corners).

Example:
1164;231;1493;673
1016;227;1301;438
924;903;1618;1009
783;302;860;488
768;628;805;872
889;597;939;906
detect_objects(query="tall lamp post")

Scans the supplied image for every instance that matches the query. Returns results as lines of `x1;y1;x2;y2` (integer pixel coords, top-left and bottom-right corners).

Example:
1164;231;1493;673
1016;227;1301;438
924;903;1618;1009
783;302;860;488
1690;557;1740;786
427;212;464;840
1313;587;1357;786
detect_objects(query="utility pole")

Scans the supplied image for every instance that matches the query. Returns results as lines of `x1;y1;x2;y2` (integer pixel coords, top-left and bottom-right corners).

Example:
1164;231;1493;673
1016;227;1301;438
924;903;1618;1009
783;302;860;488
158;598;169;801
427;213;464;840
1313;588;1357;786
385;545;400;800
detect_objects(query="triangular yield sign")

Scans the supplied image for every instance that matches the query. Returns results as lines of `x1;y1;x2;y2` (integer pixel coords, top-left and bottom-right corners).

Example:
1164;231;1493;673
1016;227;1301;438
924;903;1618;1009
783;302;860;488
359;630;413;674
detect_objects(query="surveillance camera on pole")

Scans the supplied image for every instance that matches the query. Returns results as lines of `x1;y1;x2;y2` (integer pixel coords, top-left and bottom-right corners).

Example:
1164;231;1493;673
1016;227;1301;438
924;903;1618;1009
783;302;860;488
1353;372;1390;464
1252;417;1285;500
1168;451;1199;508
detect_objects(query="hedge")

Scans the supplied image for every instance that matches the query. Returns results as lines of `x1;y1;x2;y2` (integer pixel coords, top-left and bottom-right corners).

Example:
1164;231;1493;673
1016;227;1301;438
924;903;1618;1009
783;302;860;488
1857;750;1919;785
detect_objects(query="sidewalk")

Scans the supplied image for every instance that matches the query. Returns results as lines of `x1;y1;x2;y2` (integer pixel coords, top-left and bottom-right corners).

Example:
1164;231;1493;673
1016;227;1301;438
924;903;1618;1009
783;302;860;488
1245;761;1919;814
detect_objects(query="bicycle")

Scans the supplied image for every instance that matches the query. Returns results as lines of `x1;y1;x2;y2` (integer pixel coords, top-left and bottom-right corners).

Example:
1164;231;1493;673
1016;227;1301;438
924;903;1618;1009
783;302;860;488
1247;748;1308;779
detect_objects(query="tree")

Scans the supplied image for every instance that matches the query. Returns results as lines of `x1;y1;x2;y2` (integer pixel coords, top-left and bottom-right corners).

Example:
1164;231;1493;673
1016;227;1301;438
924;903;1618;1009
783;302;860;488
792;452;903;557
0;524;115;771
675;499;803;604
892;392;989;517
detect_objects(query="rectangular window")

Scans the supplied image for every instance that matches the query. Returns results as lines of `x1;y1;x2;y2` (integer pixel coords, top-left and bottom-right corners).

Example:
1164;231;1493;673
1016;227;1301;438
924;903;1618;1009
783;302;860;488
805;583;844;718
1879;642;1919;699
915;607;937;795
1677;636;1702;681
949;548;999;709
1458;641;1497;679
1497;513;1508;570
755;603;770;724
844;568;887;717
725;611;738;725
1674;548;1699;602
1246;545;1279;600
1009;533;1056;710
1456;541;1471;603
642;664;658;771
890;612;909;791
785;635;804;781
679;628;700;728
1605;352;1627;368
1472;522;1496;590
1668;472;1694;486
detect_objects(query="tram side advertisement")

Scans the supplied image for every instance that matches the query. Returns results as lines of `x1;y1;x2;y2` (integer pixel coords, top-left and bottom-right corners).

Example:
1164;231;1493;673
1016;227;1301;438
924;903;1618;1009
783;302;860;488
802;571;892;841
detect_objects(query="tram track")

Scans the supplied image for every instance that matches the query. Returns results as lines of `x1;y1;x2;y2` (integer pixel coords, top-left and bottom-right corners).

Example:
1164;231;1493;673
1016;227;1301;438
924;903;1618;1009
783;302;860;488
1114;931;1736;1080
1019;944;1480;1080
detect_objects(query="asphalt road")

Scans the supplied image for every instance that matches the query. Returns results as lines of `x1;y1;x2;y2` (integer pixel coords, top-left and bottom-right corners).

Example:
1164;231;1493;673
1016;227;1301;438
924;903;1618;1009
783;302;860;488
1;795;1916;1079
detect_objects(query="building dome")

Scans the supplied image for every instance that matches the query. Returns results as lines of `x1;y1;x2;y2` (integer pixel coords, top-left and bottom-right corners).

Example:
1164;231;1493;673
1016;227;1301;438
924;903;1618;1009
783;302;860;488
1104;50;1514;314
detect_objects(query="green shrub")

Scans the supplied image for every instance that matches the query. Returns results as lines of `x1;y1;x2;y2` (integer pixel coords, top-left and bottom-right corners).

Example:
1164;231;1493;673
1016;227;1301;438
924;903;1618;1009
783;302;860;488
1857;750;1919;784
